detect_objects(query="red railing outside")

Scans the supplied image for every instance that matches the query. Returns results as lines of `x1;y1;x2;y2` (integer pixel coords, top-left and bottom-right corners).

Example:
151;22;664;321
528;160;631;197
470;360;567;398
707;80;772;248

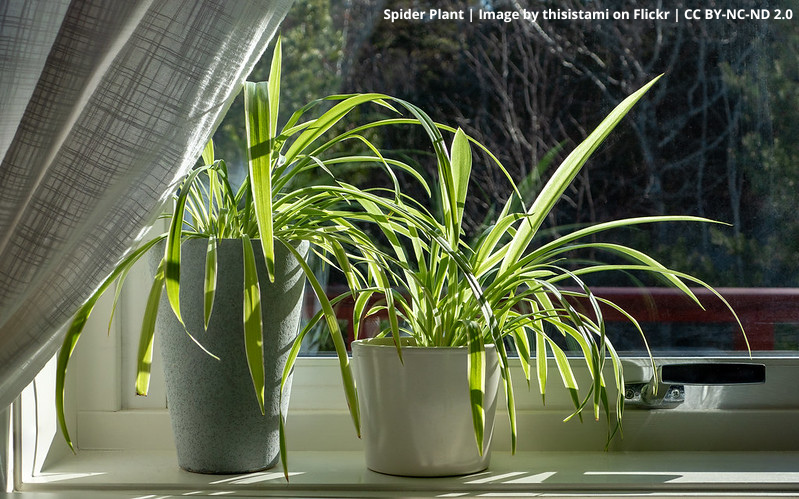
309;287;799;352
567;287;799;351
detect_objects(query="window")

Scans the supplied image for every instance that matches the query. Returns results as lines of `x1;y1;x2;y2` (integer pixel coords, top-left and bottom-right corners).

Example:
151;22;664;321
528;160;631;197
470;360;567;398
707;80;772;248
12;0;799;494
219;0;799;357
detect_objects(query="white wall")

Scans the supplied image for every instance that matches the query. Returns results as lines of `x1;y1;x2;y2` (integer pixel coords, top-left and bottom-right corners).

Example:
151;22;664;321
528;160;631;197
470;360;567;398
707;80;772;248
1;404;10;492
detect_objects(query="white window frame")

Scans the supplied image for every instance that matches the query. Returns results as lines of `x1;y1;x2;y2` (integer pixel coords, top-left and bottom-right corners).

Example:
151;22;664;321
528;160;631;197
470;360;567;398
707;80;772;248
10;263;799;493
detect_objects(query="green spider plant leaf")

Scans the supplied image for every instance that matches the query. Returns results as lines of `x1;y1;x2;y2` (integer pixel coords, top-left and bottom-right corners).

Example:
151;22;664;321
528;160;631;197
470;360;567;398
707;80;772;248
535;325;548;403
165;166;212;324
450;128;472;243
283;241;360;437
136;259;165;396
499;75;662;276
352;290;375;341
242;235;265;414
496;141;564;221
282;93;396;167
563;264;746;351
466;321;486;455
244;80;276;282
527;215;721;305
510;320;532;387
545;332;582;418
201;138;214;165
435;121;524;213
268;36;281;139
603;337;625;444
472;212;528;277
532;290;557;403
203;236;218;330
106;265;132;335
56;235;166;452
494;338;518;453
279;411;289;480
348;194;413;358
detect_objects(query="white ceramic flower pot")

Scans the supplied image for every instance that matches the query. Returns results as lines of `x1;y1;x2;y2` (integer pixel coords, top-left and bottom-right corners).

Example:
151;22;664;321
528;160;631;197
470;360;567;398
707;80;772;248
352;338;500;477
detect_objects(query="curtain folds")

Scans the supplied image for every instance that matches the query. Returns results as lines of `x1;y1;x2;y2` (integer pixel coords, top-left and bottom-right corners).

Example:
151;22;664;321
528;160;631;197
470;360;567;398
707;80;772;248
0;0;294;410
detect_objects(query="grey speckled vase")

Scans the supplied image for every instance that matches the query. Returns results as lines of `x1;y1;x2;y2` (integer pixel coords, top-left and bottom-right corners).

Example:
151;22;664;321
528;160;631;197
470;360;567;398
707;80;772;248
152;238;307;474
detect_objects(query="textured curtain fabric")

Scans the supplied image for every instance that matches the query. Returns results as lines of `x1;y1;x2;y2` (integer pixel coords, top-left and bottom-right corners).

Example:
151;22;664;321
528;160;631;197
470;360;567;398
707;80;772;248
0;0;294;410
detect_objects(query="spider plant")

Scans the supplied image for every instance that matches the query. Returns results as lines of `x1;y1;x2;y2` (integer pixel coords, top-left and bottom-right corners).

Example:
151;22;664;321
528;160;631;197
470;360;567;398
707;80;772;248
287;75;746;461
53;37;456;455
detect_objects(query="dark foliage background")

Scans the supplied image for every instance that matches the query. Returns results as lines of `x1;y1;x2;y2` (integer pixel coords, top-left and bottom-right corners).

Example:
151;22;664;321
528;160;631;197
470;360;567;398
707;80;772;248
213;0;799;289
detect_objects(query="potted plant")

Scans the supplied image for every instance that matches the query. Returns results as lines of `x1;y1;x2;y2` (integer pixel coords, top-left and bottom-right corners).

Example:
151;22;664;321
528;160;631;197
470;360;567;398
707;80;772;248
285;76;745;477
53;38;441;473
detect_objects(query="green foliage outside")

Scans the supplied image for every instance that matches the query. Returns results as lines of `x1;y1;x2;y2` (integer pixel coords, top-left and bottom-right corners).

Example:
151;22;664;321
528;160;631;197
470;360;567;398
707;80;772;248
212;0;344;181
260;0;798;290
720;21;799;285
203;0;798;353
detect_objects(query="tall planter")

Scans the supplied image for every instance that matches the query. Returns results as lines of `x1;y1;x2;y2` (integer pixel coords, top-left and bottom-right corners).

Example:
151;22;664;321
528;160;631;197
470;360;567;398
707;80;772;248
352;338;500;477
152;238;307;474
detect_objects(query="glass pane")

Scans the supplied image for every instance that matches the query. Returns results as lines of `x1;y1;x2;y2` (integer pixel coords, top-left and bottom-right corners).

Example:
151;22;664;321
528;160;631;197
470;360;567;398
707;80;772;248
214;0;799;355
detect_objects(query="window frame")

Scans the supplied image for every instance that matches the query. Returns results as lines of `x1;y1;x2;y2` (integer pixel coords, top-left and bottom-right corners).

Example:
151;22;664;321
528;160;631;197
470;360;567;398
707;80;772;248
11;263;799;490
12;352;799;495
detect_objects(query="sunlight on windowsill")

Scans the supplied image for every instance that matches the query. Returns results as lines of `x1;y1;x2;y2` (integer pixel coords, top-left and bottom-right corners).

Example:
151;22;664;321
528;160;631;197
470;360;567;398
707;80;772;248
18;450;799;497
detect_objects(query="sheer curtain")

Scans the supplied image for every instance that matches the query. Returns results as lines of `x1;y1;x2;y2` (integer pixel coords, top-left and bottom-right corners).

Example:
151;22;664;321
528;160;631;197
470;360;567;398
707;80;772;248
0;0;294;411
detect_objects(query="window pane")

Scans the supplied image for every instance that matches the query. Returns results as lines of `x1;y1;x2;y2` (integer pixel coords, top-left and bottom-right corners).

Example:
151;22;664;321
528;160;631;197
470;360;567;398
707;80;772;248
214;0;799;355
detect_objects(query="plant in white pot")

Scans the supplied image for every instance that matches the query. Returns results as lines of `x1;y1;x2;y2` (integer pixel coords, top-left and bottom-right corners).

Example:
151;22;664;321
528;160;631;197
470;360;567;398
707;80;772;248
54;38;443;473
286;76;746;477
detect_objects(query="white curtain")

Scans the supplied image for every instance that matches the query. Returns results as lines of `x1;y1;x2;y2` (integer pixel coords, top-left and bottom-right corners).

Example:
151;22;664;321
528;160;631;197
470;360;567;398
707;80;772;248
0;0;294;410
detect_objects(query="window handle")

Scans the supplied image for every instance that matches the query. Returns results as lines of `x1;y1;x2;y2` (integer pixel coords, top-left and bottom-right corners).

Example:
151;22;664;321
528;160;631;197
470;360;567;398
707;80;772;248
624;362;766;409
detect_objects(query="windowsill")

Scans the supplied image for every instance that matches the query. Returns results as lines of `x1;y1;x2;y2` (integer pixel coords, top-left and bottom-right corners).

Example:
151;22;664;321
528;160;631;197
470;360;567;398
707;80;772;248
18;450;799;497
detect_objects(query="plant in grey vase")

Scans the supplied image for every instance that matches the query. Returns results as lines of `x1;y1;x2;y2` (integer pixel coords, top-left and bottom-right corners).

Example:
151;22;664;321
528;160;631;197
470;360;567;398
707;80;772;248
288;76;746;476
54;37;442;473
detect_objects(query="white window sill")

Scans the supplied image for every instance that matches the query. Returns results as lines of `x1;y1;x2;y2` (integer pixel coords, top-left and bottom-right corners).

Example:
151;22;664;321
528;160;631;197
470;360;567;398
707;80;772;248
16;450;799;497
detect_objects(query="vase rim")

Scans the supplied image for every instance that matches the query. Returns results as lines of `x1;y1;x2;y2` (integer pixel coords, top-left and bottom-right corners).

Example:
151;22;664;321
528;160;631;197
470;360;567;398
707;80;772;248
182;236;307;243
352;338;496;351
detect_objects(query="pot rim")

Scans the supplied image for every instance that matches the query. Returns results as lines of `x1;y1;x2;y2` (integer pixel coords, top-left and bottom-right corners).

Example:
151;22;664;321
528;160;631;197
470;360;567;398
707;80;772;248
179;236;309;245
352;337;496;351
